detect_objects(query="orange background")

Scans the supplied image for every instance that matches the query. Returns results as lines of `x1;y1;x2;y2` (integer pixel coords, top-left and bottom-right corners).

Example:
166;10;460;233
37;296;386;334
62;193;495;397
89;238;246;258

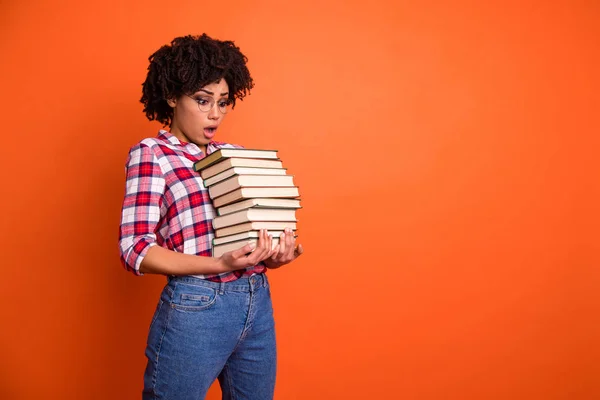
0;0;598;399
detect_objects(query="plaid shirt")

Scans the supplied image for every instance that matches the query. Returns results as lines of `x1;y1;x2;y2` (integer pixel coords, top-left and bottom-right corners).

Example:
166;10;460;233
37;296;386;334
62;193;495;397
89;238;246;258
118;130;266;281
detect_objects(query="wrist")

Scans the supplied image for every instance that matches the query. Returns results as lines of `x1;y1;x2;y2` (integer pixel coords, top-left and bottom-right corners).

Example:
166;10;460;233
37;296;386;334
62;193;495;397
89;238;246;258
212;256;226;273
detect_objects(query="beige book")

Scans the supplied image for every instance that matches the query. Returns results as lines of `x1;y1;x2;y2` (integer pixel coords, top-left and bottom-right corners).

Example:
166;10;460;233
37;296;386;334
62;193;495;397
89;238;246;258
194;148;278;171
213;230;289;246
212;208;297;230
200;158;284;179
213;187;300;208
209;175;295;199
212;237;280;258
203;167;287;187
217;198;301;216
215;221;297;238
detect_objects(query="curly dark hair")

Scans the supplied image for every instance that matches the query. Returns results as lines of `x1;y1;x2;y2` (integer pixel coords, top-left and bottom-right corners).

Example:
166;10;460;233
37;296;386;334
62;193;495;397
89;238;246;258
140;34;254;126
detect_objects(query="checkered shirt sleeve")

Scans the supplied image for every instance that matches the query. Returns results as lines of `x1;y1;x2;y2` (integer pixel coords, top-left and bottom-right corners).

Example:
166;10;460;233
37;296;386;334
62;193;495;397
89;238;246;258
118;143;164;275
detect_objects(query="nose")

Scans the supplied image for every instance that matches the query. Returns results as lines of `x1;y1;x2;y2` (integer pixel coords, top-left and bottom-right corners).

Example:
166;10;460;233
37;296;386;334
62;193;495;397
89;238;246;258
208;103;220;120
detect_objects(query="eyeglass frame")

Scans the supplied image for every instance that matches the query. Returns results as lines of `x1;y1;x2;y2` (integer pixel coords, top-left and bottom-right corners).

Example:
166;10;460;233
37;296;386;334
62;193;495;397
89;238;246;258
185;94;232;114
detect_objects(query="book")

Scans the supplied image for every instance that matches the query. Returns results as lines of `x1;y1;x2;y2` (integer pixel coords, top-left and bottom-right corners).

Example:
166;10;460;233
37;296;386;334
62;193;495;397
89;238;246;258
203;167;287;187
217;198;302;216
212;208;297;230
213;237;280;258
194;148;278;171
200;158;284;180
209;175;295;199
213;230;294;246
214;221;297;238
213;187;300;208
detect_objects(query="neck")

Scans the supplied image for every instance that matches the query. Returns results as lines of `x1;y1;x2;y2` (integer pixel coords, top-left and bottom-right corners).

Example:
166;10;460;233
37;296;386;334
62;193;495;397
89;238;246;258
169;126;208;154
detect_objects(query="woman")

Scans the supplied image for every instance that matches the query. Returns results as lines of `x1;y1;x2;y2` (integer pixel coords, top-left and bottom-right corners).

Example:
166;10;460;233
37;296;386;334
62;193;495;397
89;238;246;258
118;34;303;400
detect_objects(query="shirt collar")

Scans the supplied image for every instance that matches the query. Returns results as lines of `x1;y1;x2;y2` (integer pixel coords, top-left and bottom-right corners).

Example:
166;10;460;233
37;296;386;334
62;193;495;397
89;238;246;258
157;129;186;146
158;129;221;154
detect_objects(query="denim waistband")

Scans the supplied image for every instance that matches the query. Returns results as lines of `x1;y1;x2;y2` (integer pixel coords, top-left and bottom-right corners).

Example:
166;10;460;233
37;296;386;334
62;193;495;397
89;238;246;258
167;273;268;294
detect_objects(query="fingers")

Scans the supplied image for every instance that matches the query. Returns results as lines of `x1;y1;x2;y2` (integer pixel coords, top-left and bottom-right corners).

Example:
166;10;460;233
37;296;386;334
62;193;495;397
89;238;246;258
294;243;304;257
258;229;272;259
262;229;303;269
232;230;292;268
284;230;295;262
277;230;287;257
246;229;272;265
285;228;294;251
266;230;274;257
270;228;296;264
230;242;256;260
243;230;263;265
269;244;281;261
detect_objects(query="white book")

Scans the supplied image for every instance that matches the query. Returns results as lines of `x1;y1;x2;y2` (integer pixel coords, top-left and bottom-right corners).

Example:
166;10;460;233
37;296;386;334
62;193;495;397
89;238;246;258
203;167;287;187
194;148;279;171
217;198;302;216
209;175;295;199
212;208;297;230
200;158;284;179
212;230;287;246
212;237;280;258
213;187;300;208
214;221;297;238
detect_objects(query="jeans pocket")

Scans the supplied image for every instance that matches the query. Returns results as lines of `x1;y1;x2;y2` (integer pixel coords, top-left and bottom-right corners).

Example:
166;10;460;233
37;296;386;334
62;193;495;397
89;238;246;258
170;283;218;312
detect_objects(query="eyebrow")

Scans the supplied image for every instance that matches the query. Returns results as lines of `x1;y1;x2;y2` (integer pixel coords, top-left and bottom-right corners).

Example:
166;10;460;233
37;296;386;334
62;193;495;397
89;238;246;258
198;89;229;97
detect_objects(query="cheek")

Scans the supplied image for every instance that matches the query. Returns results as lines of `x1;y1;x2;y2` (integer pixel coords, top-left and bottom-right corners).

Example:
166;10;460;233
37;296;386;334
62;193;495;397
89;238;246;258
179;107;203;129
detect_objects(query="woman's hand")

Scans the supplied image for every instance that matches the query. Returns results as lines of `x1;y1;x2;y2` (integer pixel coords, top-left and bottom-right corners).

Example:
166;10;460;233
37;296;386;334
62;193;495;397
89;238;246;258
218;229;274;271
263;228;304;269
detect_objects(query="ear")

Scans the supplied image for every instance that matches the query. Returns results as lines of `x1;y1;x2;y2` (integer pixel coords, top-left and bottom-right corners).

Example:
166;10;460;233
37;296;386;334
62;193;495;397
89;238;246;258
166;97;177;108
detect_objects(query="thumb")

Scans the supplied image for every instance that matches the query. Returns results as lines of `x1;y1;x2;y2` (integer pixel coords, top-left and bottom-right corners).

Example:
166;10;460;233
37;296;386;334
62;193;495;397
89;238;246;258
231;242;256;259
294;243;304;257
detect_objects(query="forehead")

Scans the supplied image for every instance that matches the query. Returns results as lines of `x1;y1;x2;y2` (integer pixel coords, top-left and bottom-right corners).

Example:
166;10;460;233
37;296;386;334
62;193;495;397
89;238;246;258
195;78;229;95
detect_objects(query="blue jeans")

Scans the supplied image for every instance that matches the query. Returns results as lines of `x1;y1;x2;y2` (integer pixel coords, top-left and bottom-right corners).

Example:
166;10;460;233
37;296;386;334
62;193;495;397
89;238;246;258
142;273;277;400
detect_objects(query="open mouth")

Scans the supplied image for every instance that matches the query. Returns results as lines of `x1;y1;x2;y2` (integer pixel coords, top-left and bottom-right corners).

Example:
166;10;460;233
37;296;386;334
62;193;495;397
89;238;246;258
204;127;217;138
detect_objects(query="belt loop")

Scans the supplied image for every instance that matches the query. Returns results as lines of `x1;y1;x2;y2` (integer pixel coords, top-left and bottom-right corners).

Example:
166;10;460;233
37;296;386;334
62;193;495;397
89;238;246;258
219;281;225;295
262;274;267;288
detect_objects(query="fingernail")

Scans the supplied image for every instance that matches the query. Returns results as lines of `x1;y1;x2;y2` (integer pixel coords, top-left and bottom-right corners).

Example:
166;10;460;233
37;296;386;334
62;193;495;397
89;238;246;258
249;242;256;249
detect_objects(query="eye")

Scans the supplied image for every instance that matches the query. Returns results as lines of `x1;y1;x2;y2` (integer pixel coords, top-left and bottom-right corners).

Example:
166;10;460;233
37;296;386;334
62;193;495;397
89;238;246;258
196;98;210;106
218;100;230;108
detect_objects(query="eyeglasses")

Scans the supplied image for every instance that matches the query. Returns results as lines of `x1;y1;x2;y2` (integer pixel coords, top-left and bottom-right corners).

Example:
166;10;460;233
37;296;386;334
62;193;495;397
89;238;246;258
185;94;232;114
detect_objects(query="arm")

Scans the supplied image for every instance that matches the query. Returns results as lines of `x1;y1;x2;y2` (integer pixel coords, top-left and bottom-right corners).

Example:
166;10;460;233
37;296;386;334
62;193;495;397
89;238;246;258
139;245;225;275
139;237;271;275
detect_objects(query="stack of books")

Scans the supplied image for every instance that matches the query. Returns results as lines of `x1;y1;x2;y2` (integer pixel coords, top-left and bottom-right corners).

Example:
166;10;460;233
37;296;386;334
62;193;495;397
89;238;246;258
194;148;301;257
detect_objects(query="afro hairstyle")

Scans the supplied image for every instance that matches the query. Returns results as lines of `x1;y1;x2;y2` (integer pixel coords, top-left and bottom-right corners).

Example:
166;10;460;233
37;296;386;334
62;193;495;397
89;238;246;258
140;33;254;126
